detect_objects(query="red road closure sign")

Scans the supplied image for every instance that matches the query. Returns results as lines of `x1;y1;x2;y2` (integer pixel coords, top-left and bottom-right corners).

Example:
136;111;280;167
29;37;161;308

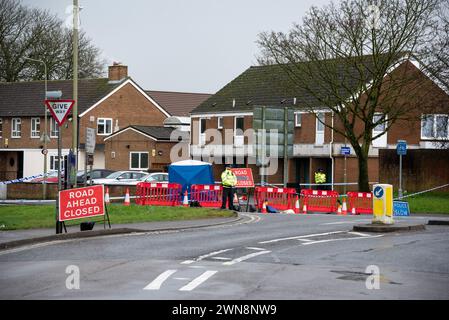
59;185;105;222
230;168;255;188
45;99;75;126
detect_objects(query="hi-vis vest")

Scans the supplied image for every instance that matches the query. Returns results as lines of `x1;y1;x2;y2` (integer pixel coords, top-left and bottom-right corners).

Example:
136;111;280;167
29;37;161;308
221;169;237;187
315;172;326;184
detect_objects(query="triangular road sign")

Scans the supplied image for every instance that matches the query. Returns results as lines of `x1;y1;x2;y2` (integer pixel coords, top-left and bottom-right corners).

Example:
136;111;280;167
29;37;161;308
45;100;75;126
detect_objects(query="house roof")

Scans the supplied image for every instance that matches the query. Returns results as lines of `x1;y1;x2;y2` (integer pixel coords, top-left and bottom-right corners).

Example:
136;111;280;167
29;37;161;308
0;78;122;117
191;54;409;115
104;125;177;142
145;90;211;116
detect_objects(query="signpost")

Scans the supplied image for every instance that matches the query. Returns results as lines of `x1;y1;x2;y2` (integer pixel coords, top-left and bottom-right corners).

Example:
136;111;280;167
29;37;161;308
85;127;96;185
393;201;410;217
341;146;351;194
45;99;75;234
230;168;255;212
396;140;407;199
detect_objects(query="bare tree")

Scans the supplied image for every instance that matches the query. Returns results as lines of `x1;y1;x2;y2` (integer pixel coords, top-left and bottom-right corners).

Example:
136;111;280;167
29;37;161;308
257;0;445;191
0;0;105;82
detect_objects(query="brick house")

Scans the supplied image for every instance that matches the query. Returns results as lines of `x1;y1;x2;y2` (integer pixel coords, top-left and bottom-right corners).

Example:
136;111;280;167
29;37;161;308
0;63;210;180
189;56;449;191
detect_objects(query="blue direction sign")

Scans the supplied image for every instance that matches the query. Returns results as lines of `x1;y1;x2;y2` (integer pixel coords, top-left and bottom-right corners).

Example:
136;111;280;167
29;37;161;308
341;146;351;155
393;201;410;216
397;140;407;156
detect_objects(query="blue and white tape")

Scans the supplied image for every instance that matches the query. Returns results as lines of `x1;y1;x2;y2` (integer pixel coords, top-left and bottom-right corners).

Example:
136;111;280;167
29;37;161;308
0;174;44;185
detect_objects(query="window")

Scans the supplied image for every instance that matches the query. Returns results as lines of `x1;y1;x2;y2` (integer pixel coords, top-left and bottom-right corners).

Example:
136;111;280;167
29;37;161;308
199;118;207;145
11;118;21;138
97;118;112;135
217;117;223;129
295;113;302;127
50;117;59;138
373;113;386;133
421;114;449;139
0;118;2;137
50;155;67;171
234;116;245;146
130;152;149;170
31;118;40;138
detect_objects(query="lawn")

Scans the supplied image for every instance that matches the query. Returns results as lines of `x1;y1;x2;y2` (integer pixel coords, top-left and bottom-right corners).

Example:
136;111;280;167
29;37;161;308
0;204;236;231
404;192;449;214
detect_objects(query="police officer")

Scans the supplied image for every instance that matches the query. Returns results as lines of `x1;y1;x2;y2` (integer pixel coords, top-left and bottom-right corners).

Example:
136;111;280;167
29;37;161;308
314;168;326;190
221;164;237;210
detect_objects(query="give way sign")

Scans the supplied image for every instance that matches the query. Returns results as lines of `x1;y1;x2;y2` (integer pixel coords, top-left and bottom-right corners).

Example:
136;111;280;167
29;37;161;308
45;100;75;126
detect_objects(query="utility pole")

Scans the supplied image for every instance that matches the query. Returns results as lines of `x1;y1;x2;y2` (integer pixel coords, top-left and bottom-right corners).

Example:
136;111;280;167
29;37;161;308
72;0;79;187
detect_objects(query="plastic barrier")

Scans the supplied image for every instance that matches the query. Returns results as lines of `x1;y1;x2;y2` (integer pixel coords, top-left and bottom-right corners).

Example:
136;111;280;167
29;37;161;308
136;182;182;206
191;184;223;208
300;189;339;213
347;191;373;215
254;187;296;212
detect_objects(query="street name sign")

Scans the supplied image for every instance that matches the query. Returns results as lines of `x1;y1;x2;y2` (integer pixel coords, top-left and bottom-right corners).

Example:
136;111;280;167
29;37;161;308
59;185;105;222
341;146;351;155
45;100;75;126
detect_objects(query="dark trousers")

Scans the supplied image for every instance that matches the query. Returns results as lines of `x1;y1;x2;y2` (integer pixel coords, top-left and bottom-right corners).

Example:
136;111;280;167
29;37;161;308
221;186;235;210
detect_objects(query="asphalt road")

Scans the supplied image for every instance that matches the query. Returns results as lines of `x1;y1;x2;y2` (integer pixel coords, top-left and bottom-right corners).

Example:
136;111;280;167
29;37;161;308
0;213;448;300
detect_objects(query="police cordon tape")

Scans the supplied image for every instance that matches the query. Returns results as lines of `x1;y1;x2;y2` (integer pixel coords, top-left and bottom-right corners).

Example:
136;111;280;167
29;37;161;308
393;183;449;200
0;174;44;185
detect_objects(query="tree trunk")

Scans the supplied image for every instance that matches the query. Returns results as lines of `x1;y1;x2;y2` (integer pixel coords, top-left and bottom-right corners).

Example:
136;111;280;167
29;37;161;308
357;152;370;192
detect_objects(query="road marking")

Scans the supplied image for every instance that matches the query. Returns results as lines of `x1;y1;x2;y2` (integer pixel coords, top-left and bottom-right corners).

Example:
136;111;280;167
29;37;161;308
211;257;232;260
297;239;313;242
174;277;191;281
302;235;384;246
348;231;372;237
179;270;217;291
181;248;233;265
223;250;271;266
259;231;346;244
143;270;177;290
246;247;267;251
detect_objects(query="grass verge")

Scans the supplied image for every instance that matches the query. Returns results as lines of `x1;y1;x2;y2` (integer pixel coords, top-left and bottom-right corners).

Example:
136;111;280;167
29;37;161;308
403;192;449;214
0;204;236;231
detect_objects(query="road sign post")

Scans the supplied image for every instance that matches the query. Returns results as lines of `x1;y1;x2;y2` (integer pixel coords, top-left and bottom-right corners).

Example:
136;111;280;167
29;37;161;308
45;99;75;234
85;128;96;185
396;140;407;199
340;146;351;194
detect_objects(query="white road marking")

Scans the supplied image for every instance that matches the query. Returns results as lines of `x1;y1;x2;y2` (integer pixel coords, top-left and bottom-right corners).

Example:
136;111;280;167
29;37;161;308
223;250;271;266
246;247;267;251
259;231;346;244
174;277;191;281
211;257;232;260
302;235;384;246
143;270;177;290
181;248;233;265
348;231;372;237
179;270;217;291
297;238;313;242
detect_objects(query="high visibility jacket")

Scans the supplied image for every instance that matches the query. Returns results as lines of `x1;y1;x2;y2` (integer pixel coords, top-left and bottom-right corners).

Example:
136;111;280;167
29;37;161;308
221;169;237;187
315;172;326;184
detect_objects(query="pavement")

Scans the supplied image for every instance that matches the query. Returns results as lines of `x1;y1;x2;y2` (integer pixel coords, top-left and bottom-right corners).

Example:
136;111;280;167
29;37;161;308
0;212;449;300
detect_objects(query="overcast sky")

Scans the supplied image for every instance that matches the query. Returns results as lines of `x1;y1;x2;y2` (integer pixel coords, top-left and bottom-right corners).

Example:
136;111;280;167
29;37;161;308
22;0;330;93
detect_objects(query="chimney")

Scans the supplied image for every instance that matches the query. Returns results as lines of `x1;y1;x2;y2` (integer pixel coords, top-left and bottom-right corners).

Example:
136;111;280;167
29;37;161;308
108;62;128;82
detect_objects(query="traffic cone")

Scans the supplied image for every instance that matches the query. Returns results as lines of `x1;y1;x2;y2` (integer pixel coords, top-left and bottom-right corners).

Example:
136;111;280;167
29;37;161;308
294;195;300;214
105;187;110;204
302;202;308;214
261;201;267;214
233;193;239;205
337;205;342;215
123;188;130;206
351;207;356;215
342;198;348;215
183;190;189;207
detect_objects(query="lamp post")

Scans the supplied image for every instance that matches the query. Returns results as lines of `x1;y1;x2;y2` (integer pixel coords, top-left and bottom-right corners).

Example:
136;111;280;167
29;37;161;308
24;57;49;200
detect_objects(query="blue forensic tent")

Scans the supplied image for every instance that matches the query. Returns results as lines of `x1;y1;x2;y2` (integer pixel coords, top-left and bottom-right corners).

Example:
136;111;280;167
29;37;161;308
168;160;214;196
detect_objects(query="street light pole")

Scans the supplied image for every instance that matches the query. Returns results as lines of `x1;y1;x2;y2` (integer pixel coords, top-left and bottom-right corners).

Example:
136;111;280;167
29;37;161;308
24;57;48;200
72;0;79;187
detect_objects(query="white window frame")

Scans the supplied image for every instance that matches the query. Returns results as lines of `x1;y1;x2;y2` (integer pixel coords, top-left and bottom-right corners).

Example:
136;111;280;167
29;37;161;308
97;118;113;136
31;117;40;138
295;113;302;127
50;117;59;138
199;118;206;146
129;152;149;170
234;116;245;146
217;116;223;130
49;154;68;171
11;118;21;138
421;114;449;140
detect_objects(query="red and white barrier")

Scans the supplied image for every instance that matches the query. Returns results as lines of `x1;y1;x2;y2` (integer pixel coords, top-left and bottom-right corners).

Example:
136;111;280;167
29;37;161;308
190;184;223;208
136;182;182;206
347;192;373;215
254;187;296;212
300;189;339;214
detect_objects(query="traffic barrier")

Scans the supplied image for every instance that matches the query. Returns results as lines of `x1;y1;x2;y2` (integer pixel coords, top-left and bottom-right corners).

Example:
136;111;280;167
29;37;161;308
254;187;296;212
136;182;182;206
190;185;223;208
299;189;339;214
347;192;373;215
